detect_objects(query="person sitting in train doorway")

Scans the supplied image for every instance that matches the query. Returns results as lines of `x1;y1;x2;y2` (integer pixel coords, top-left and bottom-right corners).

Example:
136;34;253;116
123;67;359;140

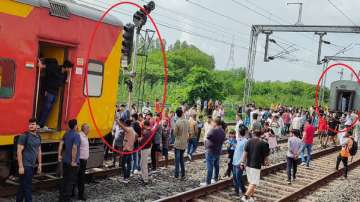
16;118;42;202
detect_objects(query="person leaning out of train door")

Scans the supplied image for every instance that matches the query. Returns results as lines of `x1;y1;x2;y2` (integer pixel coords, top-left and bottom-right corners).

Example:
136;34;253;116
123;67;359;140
16;118;42;202
58;119;81;202
60;60;73;84
38;58;62;130
76;123;90;201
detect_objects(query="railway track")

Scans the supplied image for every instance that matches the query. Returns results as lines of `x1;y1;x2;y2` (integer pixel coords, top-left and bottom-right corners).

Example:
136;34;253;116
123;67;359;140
0;144;226;198
0;135;292;199
155;146;360;202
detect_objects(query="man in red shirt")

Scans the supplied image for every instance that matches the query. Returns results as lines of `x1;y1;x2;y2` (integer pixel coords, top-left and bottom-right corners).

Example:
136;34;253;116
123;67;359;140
318;114;328;148
300;119;315;168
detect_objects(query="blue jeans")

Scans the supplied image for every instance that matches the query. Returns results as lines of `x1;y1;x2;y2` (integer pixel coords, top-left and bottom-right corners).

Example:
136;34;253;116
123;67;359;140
122;154;132;179
132;152;140;172
174;149;185;178
233;165;246;194
39;92;56;127
187;138;198;156
206;152;220;185
16;166;33;202
301;144;312;166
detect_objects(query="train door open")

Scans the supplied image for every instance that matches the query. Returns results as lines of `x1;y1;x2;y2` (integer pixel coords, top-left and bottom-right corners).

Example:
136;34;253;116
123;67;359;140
336;90;355;112
35;42;68;131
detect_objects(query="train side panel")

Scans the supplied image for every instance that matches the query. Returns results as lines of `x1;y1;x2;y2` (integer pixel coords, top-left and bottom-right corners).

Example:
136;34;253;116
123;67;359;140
0;0;122;144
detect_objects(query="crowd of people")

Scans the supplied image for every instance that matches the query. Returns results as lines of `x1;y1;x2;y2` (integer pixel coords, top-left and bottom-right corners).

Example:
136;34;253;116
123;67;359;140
13;100;360;202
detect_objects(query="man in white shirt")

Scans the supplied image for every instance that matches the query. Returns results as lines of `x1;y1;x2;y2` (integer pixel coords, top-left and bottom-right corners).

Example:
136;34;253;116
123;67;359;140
203;115;213;142
291;113;302;132
142;101;152;114
77;123;90;201
235;113;243;139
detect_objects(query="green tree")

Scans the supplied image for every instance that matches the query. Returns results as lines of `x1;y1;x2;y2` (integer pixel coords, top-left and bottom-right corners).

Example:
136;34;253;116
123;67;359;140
182;66;224;103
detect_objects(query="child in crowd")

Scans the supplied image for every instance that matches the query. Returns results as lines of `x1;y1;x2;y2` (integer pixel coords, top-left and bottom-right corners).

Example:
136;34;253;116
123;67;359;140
263;128;277;161
224;129;237;177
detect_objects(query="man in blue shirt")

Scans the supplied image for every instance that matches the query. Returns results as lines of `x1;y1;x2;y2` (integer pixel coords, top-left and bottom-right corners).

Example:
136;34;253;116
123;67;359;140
232;127;248;196
58;119;81;202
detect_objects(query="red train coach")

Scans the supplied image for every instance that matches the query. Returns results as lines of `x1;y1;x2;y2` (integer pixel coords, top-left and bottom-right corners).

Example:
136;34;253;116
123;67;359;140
0;0;124;180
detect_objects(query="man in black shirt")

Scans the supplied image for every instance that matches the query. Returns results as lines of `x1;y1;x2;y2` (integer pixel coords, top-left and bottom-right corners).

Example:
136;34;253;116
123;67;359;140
240;130;269;202
38;58;63;129
202;117;225;186
325;113;340;147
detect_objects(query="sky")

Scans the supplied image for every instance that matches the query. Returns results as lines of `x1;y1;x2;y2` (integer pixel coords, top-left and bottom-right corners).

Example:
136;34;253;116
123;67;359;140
75;0;360;86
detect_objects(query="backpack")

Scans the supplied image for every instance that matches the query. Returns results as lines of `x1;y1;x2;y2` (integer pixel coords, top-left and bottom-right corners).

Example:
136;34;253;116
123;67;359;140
349;138;358;156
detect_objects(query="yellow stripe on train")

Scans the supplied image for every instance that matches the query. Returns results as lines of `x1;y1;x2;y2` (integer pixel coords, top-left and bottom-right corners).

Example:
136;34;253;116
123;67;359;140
0;0;33;18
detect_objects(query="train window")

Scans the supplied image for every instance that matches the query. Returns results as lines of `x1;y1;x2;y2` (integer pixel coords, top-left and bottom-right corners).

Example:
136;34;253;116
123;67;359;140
0;58;15;98
84;61;104;97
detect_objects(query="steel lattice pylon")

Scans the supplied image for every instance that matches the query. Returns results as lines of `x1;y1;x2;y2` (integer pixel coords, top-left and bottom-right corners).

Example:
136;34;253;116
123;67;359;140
242;24;360;106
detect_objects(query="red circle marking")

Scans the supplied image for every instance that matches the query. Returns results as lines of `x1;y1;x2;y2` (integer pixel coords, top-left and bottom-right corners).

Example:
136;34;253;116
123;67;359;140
84;2;168;155
315;63;360;134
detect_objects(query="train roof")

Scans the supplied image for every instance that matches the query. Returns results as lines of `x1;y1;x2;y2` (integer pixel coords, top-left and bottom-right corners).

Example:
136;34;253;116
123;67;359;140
16;0;123;27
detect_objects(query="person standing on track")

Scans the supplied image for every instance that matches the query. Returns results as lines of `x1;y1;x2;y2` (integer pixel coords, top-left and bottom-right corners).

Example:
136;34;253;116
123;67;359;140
76;123;90;201
286;129;302;184
232;127;248;196
291;113;302;135
224;129;237;177
318;113;328;148
325;113;340;147
174;108;189;180
131;113;142;174
58;119;81;202
160;119;171;168
335;132;353;179
187;114;198;161
139;120;152;185
16;118;42;202
151;113;162;173
240;130;270;202
117;119;136;183
300;119;315;168
202;117;226;186
203;115;213;143
282;109;291;135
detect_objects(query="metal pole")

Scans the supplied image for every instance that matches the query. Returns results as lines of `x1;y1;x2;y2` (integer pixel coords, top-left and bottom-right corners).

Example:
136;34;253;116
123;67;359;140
287;2;304;25
321;62;328;105
264;32;271;62
339;68;344;80
34;65;41;118
141;55;148;108
297;3;303;25
316;32;326;65
64;70;72;122
128;28;141;108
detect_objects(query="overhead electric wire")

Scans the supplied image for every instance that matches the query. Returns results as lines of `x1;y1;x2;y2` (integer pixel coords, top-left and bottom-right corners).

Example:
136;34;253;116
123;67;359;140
327;0;357;26
231;0;284;24
139;0;247;36
75;0;248;49
76;0;322;71
185;0;250;27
